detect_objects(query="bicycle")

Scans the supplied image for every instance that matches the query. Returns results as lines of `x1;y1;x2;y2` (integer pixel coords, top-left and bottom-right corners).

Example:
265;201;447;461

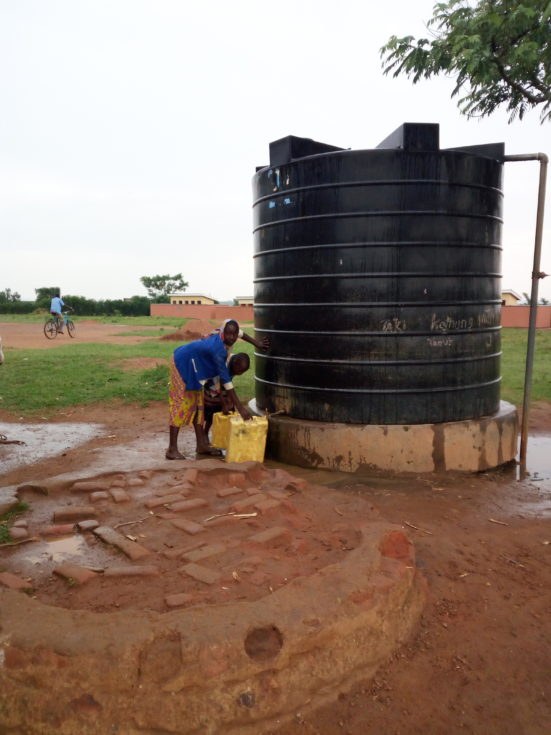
43;311;76;339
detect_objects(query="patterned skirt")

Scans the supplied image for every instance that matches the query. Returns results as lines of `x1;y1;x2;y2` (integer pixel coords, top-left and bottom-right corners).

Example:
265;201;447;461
168;358;204;427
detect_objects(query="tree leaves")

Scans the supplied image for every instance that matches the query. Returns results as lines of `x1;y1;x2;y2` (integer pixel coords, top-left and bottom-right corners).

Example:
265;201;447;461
380;0;551;122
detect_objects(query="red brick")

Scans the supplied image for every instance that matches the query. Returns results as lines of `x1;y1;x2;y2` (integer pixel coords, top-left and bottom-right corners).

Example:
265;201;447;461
53;506;97;523
8;527;29;540
155;484;191;497
181;563;220;585
139;470;154;480
255;499;281;514
104;565;159;576
70;480;110;493
0;572;33;590
155;512;179;520
226;471;246;487
171;518;205;535
76;519;100;532
93;525;151;560
183;543;226;562
42;524;75;537
248;526;292;547
144;493;184;509
216;486;245;498
109;488;131;503
169;497;208;512
267;489;290;501
165;592;195;608
13;519;28;528
53;564;98;585
90;491;110;502
245;486;262;496
231;494;264;513
127;477;145;487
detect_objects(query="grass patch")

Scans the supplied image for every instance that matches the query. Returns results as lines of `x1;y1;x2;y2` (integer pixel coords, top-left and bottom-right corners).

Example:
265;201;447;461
0;502;29;544
501;328;551;405
0;339;256;413
0;324;548;416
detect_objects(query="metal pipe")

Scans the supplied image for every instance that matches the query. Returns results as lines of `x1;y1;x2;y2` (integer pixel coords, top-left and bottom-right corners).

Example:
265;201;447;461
503;153;548;469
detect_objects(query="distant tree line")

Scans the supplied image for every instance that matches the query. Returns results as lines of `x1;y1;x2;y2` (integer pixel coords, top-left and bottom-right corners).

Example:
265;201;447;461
0;287;151;316
0;274;189;315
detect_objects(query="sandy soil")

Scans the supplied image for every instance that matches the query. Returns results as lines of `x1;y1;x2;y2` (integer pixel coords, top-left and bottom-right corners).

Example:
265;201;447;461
0;321;550;734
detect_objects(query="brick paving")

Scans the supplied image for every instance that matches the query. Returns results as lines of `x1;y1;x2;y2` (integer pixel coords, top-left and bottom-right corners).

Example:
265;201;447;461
1;460;374;614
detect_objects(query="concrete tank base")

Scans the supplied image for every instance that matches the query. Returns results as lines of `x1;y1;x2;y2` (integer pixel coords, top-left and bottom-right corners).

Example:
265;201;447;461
265;401;518;474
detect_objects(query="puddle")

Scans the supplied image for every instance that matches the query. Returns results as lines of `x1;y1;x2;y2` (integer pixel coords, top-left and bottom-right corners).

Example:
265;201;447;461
520;434;551;482
22;535;88;565
0;422;104;475
5;533;112;576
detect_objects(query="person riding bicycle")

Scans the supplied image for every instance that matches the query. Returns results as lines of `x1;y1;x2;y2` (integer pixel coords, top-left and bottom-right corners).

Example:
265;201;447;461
49;292;71;334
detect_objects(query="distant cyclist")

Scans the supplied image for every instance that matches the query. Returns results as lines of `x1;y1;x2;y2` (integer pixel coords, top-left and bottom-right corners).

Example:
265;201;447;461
49;292;71;334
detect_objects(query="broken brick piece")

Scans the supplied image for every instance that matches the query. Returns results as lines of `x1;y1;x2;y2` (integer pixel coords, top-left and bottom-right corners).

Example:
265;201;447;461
183;543;226;562
0;572;33;591
53;564;97;585
53;506;97;523
231;495;264;513
181;563;220;585
217;486;245;498
255;499;281;514
165;592;195;608
92;526;151;560
144;493;185;509
169;498;208;512
90;491;110;502
171;518;205;535
76;519;100;532
248;526;292;547
70;480;110;493
109;488;131;503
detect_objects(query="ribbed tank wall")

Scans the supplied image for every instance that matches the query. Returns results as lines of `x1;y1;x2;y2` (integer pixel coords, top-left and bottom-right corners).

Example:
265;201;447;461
252;148;503;425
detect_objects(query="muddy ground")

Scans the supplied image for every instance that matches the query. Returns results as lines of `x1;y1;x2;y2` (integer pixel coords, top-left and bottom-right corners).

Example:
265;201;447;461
0;321;550;734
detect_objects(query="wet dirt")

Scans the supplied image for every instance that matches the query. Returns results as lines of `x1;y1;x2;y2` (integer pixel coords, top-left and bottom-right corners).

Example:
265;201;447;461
1;403;549;734
1;318;550;734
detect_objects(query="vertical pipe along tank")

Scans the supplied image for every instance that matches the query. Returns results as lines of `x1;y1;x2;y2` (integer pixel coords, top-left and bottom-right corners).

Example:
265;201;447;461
252;124;506;426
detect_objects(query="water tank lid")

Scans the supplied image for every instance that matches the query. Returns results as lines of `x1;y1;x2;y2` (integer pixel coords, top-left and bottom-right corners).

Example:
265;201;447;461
269;135;344;166
444;142;505;162
376;122;440;151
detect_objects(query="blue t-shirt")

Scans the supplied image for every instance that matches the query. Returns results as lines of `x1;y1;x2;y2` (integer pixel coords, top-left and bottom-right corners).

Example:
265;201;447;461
173;333;233;391
50;296;64;312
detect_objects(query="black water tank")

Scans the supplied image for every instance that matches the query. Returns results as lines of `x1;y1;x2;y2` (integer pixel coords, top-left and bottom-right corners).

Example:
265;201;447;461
252;123;505;425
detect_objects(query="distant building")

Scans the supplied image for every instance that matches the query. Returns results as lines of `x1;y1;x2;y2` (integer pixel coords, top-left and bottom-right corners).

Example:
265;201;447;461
235;296;254;306
501;289;522;306
169;293;216;306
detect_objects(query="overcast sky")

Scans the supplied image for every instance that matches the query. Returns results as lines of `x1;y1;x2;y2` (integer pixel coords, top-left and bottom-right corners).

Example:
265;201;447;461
1;0;550;303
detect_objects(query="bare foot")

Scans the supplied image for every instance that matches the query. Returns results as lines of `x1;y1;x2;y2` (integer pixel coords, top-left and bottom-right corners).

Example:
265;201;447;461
196;446;223;457
165;449;187;460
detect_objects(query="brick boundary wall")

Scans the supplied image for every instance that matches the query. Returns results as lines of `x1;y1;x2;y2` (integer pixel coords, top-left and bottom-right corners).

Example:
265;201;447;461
151;304;551;328
501;305;551;328
150;303;254;322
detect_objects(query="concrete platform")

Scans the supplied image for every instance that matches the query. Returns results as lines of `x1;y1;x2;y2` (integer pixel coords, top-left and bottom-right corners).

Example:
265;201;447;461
266;401;518;474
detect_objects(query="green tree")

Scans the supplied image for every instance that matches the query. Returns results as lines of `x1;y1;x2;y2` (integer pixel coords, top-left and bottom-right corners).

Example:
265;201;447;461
34;286;60;309
381;0;551;122
140;274;189;303
0;288;21;303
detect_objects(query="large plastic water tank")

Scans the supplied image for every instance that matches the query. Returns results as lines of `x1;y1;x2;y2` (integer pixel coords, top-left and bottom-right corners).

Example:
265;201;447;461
252;123;505;425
